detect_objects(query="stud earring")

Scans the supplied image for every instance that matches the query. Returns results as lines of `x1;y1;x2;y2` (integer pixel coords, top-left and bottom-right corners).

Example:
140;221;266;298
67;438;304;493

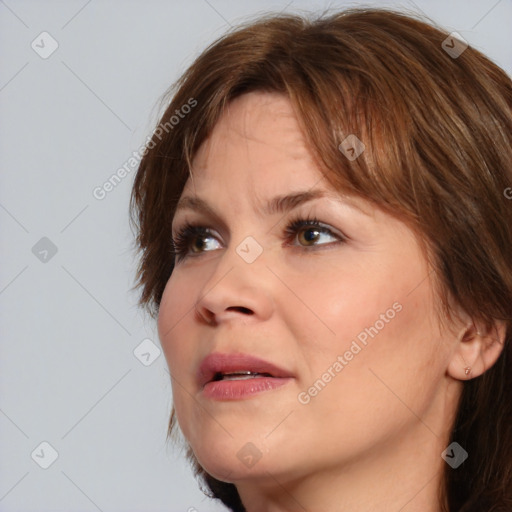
464;366;471;376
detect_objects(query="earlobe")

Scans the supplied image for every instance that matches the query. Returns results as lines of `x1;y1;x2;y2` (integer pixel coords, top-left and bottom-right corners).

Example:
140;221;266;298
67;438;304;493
447;319;507;381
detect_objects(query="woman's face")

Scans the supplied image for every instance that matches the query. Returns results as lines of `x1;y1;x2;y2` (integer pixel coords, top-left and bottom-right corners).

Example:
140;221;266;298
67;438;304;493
158;91;461;491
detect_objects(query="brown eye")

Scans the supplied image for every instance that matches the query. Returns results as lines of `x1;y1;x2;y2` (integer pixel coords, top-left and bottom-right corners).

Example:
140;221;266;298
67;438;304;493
171;224;220;261
190;237;208;253
171;217;345;263
297;226;323;246
285;217;344;248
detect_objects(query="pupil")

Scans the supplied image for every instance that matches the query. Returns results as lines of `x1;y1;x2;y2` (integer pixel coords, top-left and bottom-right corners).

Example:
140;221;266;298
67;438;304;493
193;238;206;252
304;228;319;244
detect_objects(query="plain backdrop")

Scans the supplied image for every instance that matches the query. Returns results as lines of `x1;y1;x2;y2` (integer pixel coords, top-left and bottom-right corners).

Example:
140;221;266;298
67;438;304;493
0;0;510;511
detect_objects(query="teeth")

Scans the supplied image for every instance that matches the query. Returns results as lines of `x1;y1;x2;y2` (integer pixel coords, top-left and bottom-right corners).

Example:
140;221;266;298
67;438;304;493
221;374;262;381
216;371;272;381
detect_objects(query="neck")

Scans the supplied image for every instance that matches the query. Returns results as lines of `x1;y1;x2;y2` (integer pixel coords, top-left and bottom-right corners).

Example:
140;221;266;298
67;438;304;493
236;422;450;512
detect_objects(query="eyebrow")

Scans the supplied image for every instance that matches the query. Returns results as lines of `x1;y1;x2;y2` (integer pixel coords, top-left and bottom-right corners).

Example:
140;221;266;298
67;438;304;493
174;190;320;221
174;189;369;221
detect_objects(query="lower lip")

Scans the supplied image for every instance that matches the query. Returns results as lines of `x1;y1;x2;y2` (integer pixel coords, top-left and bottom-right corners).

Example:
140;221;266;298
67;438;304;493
202;377;292;400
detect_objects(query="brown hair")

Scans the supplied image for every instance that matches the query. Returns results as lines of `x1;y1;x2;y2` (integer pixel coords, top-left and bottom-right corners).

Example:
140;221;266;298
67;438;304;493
130;7;512;511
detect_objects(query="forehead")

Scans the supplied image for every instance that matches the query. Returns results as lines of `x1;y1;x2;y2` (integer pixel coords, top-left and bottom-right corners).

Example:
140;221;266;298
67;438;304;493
184;91;322;191
179;91;376;219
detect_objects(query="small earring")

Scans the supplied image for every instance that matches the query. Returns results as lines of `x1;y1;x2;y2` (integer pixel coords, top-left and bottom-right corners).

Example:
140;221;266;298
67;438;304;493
464;366;471;376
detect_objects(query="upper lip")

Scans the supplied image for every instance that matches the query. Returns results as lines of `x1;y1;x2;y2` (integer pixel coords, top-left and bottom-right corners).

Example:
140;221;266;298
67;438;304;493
198;352;293;388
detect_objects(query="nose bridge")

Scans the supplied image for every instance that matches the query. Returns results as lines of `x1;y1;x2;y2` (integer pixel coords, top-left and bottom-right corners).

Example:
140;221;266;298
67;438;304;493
194;234;274;325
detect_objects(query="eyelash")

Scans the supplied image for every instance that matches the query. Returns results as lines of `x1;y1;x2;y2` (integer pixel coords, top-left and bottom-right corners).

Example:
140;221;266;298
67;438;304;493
170;215;345;262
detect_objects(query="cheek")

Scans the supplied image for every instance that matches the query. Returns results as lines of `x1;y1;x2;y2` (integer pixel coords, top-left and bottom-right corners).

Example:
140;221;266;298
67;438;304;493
293;252;443;398
317;248;434;349
157;275;200;439
325;285;441;418
157;273;196;372
287;257;401;357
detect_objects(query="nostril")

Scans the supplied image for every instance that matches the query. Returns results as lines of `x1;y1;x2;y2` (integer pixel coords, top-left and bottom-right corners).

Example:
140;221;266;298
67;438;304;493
227;306;252;314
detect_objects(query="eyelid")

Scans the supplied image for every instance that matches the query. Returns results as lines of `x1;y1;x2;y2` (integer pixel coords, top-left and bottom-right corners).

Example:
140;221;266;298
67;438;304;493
286;217;343;239
172;220;224;243
171;215;347;263
171;212;343;238
171;218;335;244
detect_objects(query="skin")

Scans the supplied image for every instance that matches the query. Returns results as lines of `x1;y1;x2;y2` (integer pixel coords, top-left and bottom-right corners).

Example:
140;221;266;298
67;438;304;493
157;91;505;512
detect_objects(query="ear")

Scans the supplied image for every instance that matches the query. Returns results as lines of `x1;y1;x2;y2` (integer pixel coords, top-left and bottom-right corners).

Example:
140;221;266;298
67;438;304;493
447;318;507;380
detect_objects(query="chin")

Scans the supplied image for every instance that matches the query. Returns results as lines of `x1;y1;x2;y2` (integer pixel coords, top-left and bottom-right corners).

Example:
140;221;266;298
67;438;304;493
193;447;269;482
187;432;291;483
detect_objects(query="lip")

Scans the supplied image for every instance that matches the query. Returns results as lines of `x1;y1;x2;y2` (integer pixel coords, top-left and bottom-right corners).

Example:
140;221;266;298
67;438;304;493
198;352;294;398
202;377;292;400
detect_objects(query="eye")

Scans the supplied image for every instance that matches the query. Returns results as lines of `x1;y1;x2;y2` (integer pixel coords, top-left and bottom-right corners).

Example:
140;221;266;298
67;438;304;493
284;216;343;249
171;216;345;263
171;224;221;261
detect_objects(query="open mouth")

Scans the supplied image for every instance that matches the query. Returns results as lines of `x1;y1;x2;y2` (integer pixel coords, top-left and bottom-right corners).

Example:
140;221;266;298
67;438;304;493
197;352;294;399
212;371;274;382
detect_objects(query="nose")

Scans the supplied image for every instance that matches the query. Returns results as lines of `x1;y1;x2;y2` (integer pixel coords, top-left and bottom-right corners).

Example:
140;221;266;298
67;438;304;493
194;247;274;327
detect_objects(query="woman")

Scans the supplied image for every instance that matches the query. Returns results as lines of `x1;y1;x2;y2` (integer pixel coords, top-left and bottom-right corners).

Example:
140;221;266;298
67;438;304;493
130;7;512;512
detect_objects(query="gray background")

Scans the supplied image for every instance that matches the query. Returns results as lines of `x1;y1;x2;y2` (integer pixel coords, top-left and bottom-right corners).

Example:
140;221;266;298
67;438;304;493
0;0;510;511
